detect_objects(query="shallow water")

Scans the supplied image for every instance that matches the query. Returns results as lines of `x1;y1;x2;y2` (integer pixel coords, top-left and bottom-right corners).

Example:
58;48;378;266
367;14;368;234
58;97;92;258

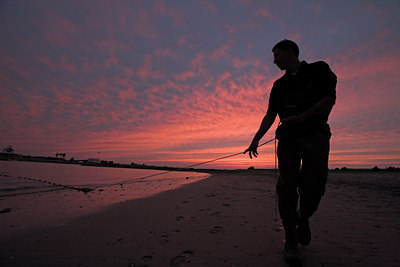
0;161;208;197
0;161;209;233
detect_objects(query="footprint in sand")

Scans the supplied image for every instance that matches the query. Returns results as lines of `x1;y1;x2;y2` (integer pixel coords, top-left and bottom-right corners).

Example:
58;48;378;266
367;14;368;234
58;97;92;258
159;233;169;245
129;255;153;267
272;222;283;232
169;250;195;266
209;226;224;234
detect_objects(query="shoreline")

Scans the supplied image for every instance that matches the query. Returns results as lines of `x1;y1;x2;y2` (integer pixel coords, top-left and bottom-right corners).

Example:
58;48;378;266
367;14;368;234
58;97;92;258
1;171;399;266
2;156;399;173
0;162;210;237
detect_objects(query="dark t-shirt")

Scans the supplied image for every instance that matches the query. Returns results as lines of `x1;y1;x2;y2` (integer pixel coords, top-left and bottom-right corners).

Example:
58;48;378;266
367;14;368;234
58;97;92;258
267;61;337;126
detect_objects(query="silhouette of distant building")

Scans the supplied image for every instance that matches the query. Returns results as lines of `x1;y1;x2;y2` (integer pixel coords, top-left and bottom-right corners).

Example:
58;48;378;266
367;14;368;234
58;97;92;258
87;158;100;164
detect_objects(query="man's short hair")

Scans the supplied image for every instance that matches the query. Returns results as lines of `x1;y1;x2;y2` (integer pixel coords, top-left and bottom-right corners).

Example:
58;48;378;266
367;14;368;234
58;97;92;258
272;39;299;58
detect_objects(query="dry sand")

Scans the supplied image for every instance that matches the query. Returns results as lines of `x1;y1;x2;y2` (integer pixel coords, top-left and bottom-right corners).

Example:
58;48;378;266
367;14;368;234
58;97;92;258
1;170;399;266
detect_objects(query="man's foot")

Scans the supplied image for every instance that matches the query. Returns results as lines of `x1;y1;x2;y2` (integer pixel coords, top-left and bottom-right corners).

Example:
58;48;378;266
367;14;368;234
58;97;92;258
297;219;311;246
284;225;300;264
284;240;299;264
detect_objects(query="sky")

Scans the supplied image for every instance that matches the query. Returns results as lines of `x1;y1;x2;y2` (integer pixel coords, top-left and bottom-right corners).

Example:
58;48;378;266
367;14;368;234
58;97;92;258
1;0;399;169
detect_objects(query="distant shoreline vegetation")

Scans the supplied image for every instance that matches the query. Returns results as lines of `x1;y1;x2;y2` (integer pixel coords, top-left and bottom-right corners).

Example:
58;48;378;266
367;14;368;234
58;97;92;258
0;152;197;172
0;152;399;172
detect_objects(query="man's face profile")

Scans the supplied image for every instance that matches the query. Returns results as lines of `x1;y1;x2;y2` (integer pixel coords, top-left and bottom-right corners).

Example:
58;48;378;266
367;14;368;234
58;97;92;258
273;48;289;70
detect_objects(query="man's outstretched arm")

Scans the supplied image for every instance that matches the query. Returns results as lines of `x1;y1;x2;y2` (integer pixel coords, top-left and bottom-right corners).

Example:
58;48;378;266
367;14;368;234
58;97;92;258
244;113;276;159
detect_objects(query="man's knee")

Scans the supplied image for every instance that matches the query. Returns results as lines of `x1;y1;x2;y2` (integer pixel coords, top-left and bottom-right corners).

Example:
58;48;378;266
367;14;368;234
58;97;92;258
298;182;326;219
298;178;326;198
276;175;298;198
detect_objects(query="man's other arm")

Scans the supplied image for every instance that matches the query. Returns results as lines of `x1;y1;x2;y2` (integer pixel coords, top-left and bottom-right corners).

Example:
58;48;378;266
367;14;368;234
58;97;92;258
281;96;335;127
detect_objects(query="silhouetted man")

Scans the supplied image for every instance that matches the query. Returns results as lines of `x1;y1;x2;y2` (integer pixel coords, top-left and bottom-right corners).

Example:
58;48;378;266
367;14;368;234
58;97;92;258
244;39;337;262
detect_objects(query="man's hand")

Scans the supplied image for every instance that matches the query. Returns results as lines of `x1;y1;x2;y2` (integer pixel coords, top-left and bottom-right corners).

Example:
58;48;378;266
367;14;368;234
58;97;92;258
244;141;259;159
281;97;335;128
244;113;276;159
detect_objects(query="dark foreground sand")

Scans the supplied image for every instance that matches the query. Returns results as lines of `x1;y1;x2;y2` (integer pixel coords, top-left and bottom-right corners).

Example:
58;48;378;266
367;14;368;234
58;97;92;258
1;170;399;266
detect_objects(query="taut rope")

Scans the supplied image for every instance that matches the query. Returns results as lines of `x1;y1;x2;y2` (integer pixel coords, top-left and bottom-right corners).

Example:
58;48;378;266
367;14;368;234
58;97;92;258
2;137;277;194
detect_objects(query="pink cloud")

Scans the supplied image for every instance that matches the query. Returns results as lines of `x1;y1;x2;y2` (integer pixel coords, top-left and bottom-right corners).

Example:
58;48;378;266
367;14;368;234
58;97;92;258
200;0;217;14
255;8;272;18
210;41;232;61
104;55;120;68
190;53;205;69
37;4;79;47
330;51;400;121
153;47;179;59
59;56;78;73
231;57;261;69
0;52;32;81
94;38;130;53
177;36;187;46
2;1;399;169
227;19;258;34
137;54;154;81
174;70;196;81
151;0;187;27
36;54;53;67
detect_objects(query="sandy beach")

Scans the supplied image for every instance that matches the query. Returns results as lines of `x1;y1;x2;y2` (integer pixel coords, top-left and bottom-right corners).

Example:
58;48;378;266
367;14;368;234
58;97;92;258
1;170;399;266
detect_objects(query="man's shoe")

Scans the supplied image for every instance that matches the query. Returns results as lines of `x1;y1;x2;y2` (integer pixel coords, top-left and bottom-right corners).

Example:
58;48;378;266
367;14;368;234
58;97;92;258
297;219;311;246
284;225;300;264
284;239;299;264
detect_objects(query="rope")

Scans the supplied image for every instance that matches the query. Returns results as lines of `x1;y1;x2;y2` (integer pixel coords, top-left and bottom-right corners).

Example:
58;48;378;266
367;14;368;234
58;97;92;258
2;137;277;195
5;123;326;194
186;137;276;168
0;174;95;197
92;137;278;190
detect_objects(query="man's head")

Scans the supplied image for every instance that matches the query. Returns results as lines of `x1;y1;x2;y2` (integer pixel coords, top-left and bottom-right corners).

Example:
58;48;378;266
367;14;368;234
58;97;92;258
272;39;300;71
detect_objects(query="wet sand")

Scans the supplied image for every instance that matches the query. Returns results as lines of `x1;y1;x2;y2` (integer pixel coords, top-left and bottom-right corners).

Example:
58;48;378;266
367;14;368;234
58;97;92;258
1;170;399;266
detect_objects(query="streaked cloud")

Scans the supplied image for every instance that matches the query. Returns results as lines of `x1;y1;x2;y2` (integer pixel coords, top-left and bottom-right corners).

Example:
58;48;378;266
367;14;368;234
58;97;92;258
1;0;399;169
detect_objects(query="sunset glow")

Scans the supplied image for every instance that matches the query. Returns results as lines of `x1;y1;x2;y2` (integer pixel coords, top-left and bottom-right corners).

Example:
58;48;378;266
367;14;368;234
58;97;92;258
1;0;399;169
